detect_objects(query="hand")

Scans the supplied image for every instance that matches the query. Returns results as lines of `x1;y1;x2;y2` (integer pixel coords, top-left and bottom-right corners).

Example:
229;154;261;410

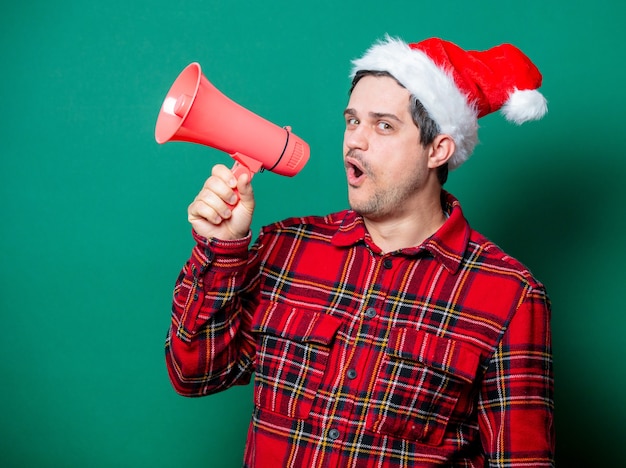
187;164;255;240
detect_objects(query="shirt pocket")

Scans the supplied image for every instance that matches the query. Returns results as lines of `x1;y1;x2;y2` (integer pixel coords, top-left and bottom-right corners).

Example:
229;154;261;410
251;303;342;419
365;327;481;445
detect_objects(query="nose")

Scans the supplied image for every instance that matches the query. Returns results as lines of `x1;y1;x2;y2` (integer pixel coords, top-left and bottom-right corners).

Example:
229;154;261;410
344;124;368;152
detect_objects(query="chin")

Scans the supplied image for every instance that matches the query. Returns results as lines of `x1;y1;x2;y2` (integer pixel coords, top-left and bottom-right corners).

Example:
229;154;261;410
349;200;377;218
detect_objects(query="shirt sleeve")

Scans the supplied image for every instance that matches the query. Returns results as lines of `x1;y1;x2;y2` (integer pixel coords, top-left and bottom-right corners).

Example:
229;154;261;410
478;284;555;467
165;229;258;396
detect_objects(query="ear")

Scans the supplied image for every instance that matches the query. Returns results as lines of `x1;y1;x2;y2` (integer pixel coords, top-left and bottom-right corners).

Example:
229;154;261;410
427;134;456;169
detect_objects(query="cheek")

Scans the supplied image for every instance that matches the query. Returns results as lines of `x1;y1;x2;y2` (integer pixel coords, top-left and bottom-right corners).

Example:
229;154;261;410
375;142;418;171
385;150;427;182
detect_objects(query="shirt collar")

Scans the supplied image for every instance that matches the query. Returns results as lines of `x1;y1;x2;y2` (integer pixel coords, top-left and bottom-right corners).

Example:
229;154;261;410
331;191;470;274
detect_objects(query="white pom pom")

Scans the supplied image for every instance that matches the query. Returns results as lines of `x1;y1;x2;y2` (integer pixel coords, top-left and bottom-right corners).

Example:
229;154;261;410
501;88;548;125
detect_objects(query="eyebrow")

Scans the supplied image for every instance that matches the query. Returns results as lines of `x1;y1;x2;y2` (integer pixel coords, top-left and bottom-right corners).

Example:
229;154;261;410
343;108;403;123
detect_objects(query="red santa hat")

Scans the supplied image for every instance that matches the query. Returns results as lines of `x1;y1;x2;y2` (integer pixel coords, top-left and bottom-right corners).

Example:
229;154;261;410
350;36;547;170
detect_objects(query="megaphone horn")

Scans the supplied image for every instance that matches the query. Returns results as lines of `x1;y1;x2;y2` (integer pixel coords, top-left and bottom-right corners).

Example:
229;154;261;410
155;62;310;181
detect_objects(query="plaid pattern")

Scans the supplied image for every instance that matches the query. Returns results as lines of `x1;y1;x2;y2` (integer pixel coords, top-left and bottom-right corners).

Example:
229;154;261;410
166;191;554;467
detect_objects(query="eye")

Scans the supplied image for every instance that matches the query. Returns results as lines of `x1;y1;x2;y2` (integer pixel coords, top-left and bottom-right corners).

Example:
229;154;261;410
346;117;359;127
376;121;393;132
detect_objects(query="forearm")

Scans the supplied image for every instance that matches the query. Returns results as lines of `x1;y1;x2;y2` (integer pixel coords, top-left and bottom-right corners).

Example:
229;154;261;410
166;230;257;396
479;286;555;466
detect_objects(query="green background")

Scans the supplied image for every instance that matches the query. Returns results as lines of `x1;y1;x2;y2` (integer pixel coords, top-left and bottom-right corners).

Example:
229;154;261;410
1;1;624;466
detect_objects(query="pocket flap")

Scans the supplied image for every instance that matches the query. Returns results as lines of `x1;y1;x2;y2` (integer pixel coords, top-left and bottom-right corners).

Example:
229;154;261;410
387;328;480;383
252;304;342;345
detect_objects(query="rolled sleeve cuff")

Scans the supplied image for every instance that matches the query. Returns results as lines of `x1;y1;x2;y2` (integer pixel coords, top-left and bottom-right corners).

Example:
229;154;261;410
190;229;252;274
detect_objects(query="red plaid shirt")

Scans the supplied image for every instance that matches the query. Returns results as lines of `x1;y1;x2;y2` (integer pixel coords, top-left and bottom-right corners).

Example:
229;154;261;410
166;191;554;467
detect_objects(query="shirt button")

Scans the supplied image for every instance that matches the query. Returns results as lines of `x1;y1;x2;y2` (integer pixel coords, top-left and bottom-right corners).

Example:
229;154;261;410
328;428;340;440
347;369;357;379
383;258;393;269
365;307;377;318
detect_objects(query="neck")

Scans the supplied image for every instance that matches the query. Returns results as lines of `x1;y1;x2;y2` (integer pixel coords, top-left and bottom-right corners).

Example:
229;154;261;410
363;191;446;254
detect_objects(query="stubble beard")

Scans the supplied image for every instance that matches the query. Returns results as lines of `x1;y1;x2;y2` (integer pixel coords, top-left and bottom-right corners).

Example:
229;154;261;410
348;170;423;221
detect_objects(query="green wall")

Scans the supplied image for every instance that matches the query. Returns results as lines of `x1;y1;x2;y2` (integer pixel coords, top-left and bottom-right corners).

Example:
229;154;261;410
2;1;624;466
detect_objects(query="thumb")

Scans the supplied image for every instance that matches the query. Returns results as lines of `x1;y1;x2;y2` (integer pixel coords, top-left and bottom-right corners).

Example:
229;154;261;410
235;172;255;211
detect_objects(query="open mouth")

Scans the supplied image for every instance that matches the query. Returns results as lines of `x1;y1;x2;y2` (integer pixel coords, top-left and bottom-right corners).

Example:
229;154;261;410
344;152;366;185
350;163;363;178
346;159;366;185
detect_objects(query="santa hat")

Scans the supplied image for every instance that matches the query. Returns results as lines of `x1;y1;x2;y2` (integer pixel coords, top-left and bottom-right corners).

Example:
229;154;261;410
350;36;547;170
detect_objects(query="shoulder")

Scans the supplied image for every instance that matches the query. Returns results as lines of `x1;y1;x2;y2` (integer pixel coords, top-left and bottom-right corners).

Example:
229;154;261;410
467;229;546;292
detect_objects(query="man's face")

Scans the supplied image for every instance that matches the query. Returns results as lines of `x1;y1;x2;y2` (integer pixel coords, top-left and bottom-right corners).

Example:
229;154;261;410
343;75;430;220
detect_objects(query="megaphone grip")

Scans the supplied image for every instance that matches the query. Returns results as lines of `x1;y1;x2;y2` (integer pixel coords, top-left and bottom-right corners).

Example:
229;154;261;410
231;160;253;180
226;160;253;209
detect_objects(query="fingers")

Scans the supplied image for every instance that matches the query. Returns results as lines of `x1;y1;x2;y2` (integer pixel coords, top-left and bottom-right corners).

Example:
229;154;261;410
213;163;254;213
187;164;255;240
189;165;236;223
209;164;239;202
188;194;231;226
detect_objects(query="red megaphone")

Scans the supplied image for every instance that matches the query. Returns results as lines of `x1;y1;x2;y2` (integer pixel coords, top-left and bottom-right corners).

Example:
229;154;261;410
155;62;309;181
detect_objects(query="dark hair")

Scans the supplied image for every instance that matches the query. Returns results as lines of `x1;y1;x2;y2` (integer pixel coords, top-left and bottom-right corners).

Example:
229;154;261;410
350;70;449;185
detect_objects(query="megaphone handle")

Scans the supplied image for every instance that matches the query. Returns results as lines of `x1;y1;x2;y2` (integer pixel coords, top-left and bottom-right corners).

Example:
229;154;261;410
231;160;254;181
228;154;260;207
230;152;263;179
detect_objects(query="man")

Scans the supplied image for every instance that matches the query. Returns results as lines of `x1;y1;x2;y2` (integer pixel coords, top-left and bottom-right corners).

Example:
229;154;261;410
165;36;554;467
